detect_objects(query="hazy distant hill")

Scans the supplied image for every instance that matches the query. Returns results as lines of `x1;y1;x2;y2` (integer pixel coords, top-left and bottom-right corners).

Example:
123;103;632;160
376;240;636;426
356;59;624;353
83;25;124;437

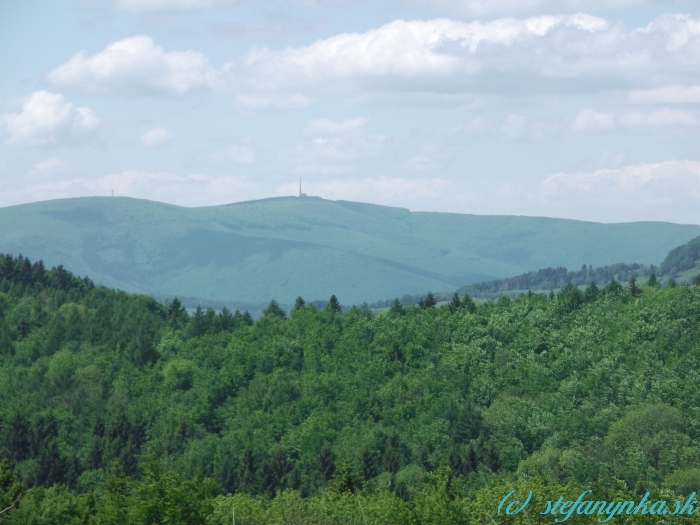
1;195;699;307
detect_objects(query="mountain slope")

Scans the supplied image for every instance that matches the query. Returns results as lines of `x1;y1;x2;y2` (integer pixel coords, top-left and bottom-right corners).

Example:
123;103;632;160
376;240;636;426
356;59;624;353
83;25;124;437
1;195;699;305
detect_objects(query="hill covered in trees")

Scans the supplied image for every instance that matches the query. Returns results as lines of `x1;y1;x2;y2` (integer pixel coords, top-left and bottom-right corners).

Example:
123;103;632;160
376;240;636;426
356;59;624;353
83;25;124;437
1;196;699;312
457;236;700;299
3;254;700;523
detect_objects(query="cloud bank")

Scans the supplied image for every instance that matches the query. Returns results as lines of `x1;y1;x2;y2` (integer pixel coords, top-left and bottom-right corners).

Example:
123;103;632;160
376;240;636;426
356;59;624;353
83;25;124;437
46;13;700;107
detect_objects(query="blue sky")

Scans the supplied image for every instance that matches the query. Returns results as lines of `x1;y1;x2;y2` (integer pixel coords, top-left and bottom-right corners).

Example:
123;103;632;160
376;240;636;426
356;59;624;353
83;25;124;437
2;0;700;223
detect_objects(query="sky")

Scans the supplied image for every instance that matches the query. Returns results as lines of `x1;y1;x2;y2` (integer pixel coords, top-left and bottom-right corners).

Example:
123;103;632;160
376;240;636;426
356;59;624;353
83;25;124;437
2;0;700;224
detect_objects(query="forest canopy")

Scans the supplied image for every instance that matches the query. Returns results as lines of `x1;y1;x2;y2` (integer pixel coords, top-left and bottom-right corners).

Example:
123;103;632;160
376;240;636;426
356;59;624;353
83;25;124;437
1;252;700;523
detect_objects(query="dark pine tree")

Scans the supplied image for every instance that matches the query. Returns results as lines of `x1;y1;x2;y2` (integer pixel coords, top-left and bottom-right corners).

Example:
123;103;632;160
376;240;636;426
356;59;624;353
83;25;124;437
293;296;306;312
629;275;642;298
167;298;187;328
461;294;477;313
466;443;478;473
448;292;462;313
238;446;258;494
218;307;233;331
389;298;405;316
584;281;600;302
328;295;342;313
269;446;292;489
318;443;336;481
263;300;287;319
647;273;660;288
188;306;206;338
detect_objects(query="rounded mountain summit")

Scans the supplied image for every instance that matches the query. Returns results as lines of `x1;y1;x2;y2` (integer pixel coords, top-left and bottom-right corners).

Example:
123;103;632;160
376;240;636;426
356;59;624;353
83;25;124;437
2;196;698;307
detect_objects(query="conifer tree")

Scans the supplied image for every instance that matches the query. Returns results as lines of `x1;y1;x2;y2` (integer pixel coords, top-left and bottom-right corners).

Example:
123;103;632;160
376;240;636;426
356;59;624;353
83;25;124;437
328;294;342;313
448;292;461;313
293;296;306;311
461;294;477;313
389;298;405;316
263;299;286;319
218;306;233;330
629;275;641;297
422;292;436;309
584;281;599;302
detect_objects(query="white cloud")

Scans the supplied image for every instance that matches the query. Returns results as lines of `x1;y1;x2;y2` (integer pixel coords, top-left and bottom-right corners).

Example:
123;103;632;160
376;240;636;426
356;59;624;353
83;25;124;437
5;160;698;224
112;0;361;14
229;12;700;108
274;159;700;223
141;127;174;147
630;85;700;104
1;91;100;146
0;170;263;208
209;143;256;164
412;0;692;17
303;117;368;136
233;93;311;110
41;14;700;106
572;109;616;131
239;14;608;88
113;0;228;13
47;36;230;96
276;176;452;203
619;109;697;126
573;107;697;131
535;160;700;223
28;157;69;179
541;160;700;194
501;114;529;139
289;117;386;173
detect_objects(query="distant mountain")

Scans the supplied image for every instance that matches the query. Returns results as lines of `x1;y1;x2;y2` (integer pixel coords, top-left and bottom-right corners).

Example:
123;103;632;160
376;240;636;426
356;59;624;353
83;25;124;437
1;196;699;307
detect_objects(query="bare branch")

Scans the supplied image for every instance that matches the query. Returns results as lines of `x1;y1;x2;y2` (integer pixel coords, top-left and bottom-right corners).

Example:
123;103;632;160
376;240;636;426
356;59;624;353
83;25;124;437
0;493;22;516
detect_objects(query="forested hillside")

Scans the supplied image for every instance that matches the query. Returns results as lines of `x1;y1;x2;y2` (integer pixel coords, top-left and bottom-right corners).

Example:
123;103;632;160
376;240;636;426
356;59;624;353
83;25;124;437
2;254;700;523
2;196;700;310
457;236;700;299
457;262;653;298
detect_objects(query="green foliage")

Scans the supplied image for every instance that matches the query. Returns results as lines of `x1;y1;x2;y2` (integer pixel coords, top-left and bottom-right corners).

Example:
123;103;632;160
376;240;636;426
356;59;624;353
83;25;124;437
293;296;305;311
419;292;436;309
0;457;22;514
389;298;405;316
3;254;700;522
660;235;700;276
629;275;642;298
327;295;342;313
262;300;286;319
329;460;364;494
459;263;657;299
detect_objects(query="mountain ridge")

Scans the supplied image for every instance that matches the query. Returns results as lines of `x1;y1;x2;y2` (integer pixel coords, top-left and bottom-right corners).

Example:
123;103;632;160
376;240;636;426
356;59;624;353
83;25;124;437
1;195;699;307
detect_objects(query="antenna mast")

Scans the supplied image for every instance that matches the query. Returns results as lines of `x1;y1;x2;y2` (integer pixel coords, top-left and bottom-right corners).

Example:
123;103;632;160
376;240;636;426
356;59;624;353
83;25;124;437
299;177;301;197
